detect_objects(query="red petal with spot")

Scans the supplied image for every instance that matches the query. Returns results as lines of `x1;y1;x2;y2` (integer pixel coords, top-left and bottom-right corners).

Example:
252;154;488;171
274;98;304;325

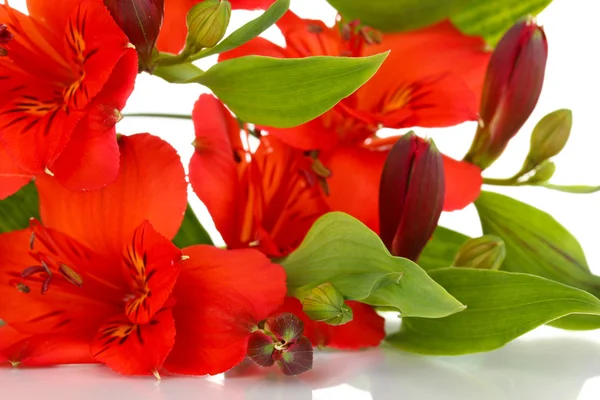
25;0;83;33
278;336;313;376
0;229;122;336
92;309;176;376
123;221;182;324
37;134;187;261
51;48;138;191
277;298;385;350
189;94;245;248
164;246;286;375
1;324;95;367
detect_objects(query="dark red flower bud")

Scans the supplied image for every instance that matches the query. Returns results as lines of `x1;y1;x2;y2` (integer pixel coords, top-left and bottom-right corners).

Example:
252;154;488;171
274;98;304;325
104;0;165;72
378;133;445;261
465;18;548;169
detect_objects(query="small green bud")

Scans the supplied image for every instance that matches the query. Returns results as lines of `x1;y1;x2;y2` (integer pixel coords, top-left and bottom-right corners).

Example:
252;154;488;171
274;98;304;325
185;0;231;54
525;109;572;169
453;235;506;270
528;160;556;183
301;282;353;326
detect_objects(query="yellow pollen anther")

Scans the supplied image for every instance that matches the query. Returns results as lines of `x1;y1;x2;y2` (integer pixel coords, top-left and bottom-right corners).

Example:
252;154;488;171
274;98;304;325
126;43;136;49
181;255;190;261
44;167;55;176
152;369;162;380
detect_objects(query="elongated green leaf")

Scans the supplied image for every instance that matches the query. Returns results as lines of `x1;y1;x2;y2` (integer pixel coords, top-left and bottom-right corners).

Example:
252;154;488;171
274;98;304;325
533;183;600;194
451;0;552;46
0;182;39;232
280;212;465;319
153;62;205;84
196;0;289;59
326;0;470;32
172;204;213;248
387;268;600;355
418;226;470;271
196;53;388;127
475;191;600;329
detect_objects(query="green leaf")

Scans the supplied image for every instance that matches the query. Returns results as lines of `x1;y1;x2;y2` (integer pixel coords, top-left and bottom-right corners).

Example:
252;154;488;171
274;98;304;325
0;182;39;233
450;0;552;46
418;226;470;271
387;268;600;355
326;0;470;32
172;204;213;248
153;62;205;84
533;183;600;194
475;190;600;329
195;53;388;128
280;212;465;319
195;0;290;59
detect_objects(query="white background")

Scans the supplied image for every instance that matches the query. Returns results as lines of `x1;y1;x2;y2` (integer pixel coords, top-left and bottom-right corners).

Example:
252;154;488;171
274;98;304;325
3;0;600;398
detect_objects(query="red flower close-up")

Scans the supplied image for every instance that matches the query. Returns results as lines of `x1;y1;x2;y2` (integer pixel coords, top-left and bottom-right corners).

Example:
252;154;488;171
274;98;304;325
0;0;138;199
0;133;286;376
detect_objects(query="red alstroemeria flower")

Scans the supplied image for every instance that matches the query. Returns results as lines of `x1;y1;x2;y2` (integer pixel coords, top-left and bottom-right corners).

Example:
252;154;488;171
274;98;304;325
220;11;491;150
157;0;276;54
189;94;329;258
0;0;138;199
189;94;385;350
0;133;286;376
219;11;489;213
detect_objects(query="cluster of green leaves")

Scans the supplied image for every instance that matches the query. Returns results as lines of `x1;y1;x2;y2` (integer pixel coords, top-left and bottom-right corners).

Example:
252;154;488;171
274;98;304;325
326;0;552;46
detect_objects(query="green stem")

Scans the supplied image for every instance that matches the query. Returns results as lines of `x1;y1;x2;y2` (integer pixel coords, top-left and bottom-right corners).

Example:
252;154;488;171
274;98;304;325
482;177;524;187
123;113;192;120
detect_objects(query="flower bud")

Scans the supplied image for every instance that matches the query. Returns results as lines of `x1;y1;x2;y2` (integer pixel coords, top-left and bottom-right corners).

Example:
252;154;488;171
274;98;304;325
465;18;548;169
524;109;572;170
104;0;165;72
185;0;232;54
379;132;445;261
528;160;556;183
453;235;506;270
301;282;353;326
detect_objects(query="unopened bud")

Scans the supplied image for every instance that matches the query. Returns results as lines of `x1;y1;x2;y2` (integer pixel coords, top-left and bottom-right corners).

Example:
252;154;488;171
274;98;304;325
104;0;165;72
453;235;506;270
379;132;445;261
524;109;572;170
528;160;556;183
301;282;353;326
465;18;548;169
185;0;232;54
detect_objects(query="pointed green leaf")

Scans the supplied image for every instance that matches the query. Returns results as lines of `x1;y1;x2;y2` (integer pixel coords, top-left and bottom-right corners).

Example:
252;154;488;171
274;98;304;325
418;226;470;271
196;53;388;128
326;0;470;32
475;190;600;329
0;182;39;232
280;212;465;318
172;204;213;248
387;268;600;355
195;0;290;59
451;0;553;46
533;183;600;194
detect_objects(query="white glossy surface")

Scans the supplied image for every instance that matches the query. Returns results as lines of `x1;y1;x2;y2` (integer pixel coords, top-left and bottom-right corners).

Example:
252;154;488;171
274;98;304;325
2;327;600;400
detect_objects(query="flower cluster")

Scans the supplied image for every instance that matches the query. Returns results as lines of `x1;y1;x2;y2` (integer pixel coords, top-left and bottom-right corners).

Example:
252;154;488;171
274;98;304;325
2;0;593;380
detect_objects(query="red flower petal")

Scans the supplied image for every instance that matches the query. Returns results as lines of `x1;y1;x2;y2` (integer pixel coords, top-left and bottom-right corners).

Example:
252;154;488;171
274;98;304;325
36;133;187;261
277;298;385;350
0;144;32;199
51;49;138;191
92;309;176;376
122;221;182;324
1;324;95;367
25;0;82;33
442;155;482;211
189;94;245;248
164;246;286;375
0;229;122;336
